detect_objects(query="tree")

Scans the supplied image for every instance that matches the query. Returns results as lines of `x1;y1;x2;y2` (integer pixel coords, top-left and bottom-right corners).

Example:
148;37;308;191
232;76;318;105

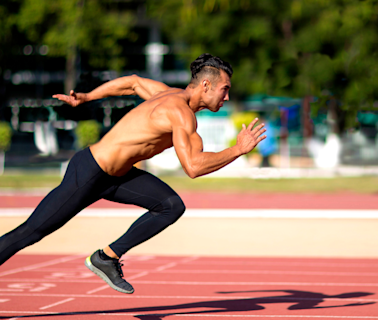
147;0;378;133
15;0;135;93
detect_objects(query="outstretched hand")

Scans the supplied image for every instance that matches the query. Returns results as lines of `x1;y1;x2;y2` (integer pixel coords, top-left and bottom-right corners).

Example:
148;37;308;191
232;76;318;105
236;118;267;155
52;90;87;107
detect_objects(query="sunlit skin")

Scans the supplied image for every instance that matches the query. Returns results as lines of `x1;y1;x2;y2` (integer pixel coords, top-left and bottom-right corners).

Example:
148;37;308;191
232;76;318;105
53;70;267;258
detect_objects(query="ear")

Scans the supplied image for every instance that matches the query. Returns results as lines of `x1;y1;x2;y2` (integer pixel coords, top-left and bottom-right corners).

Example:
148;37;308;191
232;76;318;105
201;79;211;93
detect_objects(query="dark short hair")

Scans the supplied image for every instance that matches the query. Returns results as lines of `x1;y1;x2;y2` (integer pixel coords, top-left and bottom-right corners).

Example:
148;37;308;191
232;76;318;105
189;53;233;85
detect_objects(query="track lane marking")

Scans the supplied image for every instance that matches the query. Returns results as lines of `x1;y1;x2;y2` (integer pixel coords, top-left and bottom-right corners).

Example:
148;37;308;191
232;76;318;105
10;268;378;277
155;269;378;276
86;256;197;295
156;262;177;271
86;285;110;295
5;208;378;218
86;270;150;294
39;298;74;310
0;292;377;302
2;278;378;286
187;261;378;268
0;255;85;277
15;268;378;277
131;280;378;287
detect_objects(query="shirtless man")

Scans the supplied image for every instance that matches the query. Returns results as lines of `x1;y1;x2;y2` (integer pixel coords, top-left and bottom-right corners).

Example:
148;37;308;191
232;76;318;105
0;53;266;294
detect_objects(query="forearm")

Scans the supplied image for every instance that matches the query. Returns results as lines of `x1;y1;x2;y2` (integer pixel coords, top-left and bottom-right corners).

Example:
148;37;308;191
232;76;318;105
86;76;137;102
184;146;242;179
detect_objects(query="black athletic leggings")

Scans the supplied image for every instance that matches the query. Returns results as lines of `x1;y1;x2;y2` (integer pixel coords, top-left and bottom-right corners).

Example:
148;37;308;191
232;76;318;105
0;148;185;265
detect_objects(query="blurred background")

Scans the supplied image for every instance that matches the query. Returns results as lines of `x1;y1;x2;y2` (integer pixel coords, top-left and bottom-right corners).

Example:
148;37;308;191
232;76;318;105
0;0;378;179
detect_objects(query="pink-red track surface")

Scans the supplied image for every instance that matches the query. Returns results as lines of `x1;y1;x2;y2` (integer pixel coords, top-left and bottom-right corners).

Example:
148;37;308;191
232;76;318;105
0;253;377;319
1;192;378;209
1;192;378;318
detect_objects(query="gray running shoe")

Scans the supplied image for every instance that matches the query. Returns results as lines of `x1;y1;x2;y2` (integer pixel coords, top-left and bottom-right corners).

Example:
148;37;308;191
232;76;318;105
85;250;134;294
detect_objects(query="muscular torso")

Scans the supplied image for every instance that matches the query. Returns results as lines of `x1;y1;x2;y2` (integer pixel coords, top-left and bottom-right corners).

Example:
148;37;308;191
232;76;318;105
90;88;189;176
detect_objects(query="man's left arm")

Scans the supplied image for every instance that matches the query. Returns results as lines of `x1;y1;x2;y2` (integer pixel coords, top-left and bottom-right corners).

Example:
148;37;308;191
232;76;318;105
53;75;171;107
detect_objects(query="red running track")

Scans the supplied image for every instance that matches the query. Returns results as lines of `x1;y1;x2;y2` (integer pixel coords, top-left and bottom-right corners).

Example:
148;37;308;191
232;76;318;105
1;192;378;209
0;254;377;319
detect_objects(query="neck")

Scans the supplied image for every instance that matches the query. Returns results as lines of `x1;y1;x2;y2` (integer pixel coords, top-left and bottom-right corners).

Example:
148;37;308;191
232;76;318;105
184;85;207;113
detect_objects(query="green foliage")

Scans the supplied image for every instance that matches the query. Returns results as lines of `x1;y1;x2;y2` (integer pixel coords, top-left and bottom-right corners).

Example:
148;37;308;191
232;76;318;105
15;0;134;71
147;0;378;130
0;122;12;152
75;120;101;149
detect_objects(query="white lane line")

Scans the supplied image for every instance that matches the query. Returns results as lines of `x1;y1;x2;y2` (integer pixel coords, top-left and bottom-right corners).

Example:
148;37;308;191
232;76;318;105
86;271;150;294
0;255;85;277
0;278;102;283
128;271;149;280
0;311;58;315
6;268;378;277
86;285;109;295
4;208;378;219
156;262;177;272
156;269;378;277
1;278;378;287
180;256;199;264
190;261;378;268
0;289;23;292
1;277;378;287
131;280;378;287
86;257;196;294
39;298;74;310
0;292;377;303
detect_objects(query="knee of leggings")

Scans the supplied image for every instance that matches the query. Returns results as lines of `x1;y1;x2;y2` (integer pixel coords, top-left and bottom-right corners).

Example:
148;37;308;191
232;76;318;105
153;195;186;225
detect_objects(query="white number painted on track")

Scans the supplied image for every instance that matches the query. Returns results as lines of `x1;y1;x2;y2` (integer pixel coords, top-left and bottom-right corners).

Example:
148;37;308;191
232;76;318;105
45;272;93;279
0;283;56;292
0;299;9;303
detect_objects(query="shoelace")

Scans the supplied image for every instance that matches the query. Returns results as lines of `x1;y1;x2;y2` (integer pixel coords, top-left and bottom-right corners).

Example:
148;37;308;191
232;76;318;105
113;260;124;278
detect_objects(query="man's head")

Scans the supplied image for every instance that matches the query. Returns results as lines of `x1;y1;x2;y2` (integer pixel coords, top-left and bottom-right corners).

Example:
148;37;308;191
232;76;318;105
189;53;233;86
189;53;233;112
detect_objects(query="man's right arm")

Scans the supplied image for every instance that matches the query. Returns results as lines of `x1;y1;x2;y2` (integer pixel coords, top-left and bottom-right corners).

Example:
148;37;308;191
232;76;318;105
53;75;171;107
171;106;266;179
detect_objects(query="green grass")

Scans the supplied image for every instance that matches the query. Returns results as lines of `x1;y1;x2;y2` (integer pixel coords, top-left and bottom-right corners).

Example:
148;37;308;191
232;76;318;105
0;175;62;190
1;174;378;194
160;176;378;194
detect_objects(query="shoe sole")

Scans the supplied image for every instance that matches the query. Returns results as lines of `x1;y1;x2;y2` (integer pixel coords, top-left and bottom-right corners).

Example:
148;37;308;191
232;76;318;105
84;256;134;294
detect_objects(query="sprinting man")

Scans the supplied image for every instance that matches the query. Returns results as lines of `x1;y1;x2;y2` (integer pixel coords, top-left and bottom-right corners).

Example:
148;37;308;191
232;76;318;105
0;53;266;294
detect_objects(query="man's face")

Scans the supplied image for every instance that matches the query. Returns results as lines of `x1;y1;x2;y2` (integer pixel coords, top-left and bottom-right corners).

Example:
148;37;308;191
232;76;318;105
205;70;231;112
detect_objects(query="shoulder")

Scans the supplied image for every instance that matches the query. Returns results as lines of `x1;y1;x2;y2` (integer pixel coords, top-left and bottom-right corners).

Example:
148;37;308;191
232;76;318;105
165;96;197;131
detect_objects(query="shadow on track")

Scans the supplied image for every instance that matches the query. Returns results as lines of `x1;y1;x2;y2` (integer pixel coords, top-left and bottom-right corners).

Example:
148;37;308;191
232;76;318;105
1;289;375;319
